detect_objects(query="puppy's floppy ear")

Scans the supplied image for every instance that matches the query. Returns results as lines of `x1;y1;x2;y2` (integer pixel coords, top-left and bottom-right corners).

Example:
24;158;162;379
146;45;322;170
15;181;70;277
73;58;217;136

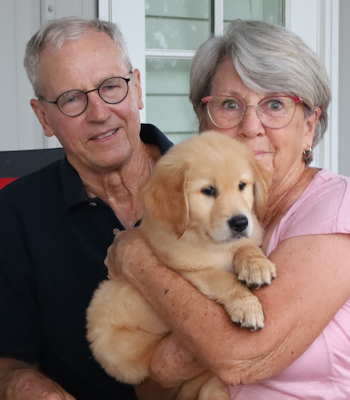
142;163;189;237
250;160;271;222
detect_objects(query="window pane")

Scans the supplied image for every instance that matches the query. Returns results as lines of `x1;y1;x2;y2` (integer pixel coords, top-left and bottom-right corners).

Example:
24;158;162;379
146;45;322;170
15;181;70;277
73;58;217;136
224;0;284;25
146;0;210;19
146;0;211;50
146;58;197;143
145;0;285;144
146;58;190;94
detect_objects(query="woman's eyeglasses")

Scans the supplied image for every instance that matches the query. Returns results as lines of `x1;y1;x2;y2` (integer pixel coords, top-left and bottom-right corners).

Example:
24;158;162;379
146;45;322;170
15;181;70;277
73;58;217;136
202;95;303;130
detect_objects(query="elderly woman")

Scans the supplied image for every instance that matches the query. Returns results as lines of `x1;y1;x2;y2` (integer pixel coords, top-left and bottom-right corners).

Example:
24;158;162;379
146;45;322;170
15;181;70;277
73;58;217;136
106;20;350;399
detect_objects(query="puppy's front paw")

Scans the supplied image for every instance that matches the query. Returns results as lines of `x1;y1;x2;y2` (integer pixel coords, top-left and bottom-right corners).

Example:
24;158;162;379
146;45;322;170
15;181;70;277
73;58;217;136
226;294;264;331
236;255;276;289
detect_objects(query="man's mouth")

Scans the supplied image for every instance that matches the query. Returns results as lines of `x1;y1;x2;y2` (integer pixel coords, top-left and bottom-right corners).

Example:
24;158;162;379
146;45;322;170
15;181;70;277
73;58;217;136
92;129;117;140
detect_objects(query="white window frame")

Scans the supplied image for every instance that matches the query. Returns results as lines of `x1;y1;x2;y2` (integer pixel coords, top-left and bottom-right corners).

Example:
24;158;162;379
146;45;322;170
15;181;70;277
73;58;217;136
100;0;339;173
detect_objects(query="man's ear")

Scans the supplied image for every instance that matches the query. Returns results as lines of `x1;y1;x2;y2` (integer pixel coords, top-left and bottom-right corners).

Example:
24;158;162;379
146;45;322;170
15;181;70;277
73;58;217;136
132;69;144;111
30;99;55;138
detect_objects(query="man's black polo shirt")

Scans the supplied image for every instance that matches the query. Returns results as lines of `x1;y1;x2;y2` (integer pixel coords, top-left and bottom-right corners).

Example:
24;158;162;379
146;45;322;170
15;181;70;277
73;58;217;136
0;124;172;400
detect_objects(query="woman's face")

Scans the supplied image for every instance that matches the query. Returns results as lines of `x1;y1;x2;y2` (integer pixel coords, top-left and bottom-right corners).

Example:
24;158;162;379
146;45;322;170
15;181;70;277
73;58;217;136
201;59;320;186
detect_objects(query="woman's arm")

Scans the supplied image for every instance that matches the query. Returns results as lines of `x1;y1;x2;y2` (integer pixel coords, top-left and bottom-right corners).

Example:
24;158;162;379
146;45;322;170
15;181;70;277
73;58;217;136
106;229;350;386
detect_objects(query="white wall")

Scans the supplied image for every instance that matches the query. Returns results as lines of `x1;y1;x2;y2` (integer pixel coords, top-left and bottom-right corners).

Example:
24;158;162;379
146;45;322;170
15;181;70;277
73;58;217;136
0;0;42;150
338;0;350;177
0;0;97;151
102;0;146;122
286;0;339;174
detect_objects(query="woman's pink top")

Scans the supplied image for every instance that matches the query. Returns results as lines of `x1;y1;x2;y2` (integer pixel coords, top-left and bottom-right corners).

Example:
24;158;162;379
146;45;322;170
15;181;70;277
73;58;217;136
229;169;350;399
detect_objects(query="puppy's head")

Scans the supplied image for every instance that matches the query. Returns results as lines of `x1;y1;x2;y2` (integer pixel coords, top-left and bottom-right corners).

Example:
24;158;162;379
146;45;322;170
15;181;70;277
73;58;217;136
142;131;270;241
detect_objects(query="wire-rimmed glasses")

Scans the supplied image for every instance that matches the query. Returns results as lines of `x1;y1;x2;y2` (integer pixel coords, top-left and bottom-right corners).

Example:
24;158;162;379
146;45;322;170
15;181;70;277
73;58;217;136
38;76;131;117
202;95;303;130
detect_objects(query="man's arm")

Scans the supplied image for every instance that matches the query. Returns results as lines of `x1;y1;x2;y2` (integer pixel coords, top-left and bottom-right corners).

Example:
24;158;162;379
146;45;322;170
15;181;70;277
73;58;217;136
0;358;75;400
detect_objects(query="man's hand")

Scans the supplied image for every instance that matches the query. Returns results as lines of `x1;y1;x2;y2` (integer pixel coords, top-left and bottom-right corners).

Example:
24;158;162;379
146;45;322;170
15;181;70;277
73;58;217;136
0;358;75;400
105;227;152;281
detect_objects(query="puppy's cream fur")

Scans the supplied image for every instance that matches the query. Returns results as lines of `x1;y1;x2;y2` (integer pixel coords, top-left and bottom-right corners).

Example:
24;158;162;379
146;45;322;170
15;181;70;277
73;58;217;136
87;131;276;400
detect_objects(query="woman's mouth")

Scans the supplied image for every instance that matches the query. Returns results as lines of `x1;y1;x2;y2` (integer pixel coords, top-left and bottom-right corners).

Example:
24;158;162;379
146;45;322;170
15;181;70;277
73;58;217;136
254;150;271;156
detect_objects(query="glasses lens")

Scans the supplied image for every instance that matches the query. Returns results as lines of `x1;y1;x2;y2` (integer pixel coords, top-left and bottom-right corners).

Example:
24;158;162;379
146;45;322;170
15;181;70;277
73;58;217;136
58;90;87;117
207;96;245;129
99;77;129;104
258;97;296;129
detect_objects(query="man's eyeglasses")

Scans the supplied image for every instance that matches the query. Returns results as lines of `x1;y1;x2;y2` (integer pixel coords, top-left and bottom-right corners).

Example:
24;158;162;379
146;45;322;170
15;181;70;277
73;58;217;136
38;76;131;117
202;95;303;130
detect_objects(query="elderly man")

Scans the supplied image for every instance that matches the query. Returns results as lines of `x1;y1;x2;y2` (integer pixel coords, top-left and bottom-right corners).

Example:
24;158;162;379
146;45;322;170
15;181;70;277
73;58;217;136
0;18;172;400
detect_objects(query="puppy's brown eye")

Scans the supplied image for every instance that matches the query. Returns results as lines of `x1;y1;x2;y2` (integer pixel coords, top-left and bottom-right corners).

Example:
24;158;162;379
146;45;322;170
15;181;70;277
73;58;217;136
201;187;216;197
239;182;246;191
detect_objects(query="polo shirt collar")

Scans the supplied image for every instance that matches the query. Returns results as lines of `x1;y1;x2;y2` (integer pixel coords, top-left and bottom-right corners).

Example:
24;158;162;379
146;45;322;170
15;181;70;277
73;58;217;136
60;157;90;211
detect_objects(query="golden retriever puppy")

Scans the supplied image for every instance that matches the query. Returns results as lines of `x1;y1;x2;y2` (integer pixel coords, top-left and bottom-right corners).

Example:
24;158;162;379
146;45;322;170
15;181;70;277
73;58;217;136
87;131;276;400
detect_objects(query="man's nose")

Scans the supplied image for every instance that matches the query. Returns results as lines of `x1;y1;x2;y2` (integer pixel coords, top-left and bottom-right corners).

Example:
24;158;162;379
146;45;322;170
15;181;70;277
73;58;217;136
85;92;111;122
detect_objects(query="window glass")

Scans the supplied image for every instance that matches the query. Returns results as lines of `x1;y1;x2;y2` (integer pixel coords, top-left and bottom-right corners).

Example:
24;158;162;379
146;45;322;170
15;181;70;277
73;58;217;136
145;0;211;50
224;0;284;26
146;58;197;143
145;0;284;144
146;18;211;50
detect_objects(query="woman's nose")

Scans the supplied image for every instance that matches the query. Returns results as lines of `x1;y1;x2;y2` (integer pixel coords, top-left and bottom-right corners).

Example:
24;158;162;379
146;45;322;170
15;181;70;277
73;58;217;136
237;105;265;138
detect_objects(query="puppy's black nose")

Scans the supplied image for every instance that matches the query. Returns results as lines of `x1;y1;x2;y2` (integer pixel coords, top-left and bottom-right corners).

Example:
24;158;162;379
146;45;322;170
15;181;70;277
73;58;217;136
228;215;248;233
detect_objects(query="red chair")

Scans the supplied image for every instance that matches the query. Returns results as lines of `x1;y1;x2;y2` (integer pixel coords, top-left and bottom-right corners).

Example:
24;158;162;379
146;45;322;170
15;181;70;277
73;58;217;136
0;147;65;189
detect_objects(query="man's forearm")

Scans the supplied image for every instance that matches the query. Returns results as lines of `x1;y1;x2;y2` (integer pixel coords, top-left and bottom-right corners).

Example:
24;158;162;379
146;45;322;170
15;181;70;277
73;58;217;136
0;357;75;400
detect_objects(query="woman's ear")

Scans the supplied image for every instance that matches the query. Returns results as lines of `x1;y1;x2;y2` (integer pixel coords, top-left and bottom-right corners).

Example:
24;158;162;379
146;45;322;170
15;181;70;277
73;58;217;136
305;106;321;145
30;99;55;138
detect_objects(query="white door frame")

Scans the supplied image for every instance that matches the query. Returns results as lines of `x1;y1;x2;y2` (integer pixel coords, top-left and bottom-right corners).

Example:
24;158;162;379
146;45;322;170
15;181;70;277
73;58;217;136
285;0;339;173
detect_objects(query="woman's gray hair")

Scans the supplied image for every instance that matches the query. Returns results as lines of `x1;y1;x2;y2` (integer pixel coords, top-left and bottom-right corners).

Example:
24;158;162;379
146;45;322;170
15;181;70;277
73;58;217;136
190;19;331;164
24;17;133;97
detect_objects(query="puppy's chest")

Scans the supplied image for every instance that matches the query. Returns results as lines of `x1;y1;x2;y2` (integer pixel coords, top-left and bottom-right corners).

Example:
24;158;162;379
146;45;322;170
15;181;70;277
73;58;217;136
157;245;235;273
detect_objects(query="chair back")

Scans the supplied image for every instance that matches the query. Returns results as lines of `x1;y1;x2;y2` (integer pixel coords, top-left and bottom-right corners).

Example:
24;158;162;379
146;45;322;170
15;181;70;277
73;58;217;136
0;147;65;189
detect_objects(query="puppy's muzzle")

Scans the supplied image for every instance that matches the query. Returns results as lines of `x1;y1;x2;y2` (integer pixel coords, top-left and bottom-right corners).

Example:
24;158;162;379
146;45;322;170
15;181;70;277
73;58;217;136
228;215;249;237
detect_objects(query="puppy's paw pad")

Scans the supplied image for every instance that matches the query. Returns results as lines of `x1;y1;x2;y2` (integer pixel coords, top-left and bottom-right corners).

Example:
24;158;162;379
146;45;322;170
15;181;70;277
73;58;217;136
237;258;276;289
227;297;264;331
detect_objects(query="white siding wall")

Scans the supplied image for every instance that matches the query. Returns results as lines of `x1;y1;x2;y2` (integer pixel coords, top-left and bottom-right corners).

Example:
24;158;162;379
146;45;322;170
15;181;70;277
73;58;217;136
0;0;42;150
338;0;350;177
0;0;97;151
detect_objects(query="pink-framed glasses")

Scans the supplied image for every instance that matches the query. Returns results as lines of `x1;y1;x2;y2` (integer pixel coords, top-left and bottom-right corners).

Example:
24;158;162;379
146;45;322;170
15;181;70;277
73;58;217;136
202;95;303;129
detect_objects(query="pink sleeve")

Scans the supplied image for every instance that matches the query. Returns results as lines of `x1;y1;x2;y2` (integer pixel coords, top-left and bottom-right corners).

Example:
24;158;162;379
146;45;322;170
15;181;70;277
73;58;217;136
266;170;350;256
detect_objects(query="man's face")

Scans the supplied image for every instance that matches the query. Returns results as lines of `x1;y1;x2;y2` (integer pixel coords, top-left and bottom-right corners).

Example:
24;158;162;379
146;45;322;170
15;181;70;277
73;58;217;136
31;30;143;175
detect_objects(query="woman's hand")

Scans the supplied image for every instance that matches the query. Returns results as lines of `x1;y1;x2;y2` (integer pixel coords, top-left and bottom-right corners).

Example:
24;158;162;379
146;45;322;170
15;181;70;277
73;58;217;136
136;335;206;400
149;334;206;388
